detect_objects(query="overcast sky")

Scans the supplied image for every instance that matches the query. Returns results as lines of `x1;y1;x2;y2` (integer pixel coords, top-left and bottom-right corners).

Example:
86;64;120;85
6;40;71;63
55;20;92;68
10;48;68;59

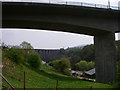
0;0;120;49
0;28;119;49
1;29;94;49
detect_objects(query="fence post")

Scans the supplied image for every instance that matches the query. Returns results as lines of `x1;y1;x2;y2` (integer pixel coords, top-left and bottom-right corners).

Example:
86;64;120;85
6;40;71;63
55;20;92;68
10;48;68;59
90;85;92;90
24;72;26;90
56;80;59;90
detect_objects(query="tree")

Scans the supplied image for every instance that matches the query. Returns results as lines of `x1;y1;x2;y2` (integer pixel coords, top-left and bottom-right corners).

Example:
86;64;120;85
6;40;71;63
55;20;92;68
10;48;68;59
52;58;71;75
27;51;42;69
75;60;95;71
65;47;82;69
19;41;34;62
1;42;8;49
5;48;24;64
75;60;88;71
87;61;95;70
20;41;33;49
80;45;94;61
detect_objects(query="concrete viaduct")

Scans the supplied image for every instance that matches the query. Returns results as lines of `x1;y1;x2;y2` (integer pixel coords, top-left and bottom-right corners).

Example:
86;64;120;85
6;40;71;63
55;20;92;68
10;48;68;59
2;2;120;83
35;49;62;62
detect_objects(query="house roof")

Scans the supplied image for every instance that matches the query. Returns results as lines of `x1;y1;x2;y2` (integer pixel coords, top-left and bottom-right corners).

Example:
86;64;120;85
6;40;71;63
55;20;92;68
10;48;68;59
42;61;46;64
85;68;95;75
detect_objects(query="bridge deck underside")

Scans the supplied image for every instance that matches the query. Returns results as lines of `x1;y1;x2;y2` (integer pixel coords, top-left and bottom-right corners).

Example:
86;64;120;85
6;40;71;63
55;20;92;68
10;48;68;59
3;20;109;36
2;2;120;36
2;2;120;83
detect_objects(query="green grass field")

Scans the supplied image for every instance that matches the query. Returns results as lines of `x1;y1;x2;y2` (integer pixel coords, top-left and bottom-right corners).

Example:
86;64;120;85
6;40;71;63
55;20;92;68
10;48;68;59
2;59;113;88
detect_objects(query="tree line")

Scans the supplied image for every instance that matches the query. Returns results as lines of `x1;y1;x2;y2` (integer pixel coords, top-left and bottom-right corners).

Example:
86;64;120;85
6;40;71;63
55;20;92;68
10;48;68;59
2;41;42;69
1;40;120;87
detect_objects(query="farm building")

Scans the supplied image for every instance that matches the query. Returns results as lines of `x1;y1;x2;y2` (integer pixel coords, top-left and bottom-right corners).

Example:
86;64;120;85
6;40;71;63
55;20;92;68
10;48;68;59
84;68;95;79
71;70;84;77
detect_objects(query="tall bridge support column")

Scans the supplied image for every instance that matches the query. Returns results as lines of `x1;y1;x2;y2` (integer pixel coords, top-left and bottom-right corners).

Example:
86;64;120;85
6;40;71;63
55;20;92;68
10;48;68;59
94;32;116;83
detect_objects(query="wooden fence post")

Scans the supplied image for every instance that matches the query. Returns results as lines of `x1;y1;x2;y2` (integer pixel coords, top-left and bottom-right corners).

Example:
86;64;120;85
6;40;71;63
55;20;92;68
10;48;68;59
56;80;59;90
90;85;92;90
24;72;26;90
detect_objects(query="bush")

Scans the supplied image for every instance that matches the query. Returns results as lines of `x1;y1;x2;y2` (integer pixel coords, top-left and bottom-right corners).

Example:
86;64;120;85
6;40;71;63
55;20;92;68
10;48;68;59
52;58;71;75
75;60;88;71
52;60;61;71
5;48;24;64
3;41;42;69
4;47;42;69
75;60;95;71
87;61;95;70
27;52;42;69
63;68;71;76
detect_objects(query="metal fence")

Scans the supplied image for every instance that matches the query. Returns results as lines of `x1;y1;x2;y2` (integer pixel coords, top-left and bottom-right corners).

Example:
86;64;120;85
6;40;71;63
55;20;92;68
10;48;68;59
0;0;120;10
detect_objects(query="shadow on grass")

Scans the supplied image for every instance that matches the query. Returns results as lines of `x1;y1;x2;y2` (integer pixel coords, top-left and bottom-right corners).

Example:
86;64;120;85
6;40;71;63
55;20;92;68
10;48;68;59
23;64;79;82
36;69;79;81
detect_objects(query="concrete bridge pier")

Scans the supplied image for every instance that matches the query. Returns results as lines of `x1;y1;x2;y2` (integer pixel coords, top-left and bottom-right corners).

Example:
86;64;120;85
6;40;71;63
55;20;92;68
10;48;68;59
94;32;116;83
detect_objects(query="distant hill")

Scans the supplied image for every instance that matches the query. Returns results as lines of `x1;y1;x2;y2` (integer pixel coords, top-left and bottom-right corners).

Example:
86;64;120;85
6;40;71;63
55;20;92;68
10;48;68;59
69;44;91;49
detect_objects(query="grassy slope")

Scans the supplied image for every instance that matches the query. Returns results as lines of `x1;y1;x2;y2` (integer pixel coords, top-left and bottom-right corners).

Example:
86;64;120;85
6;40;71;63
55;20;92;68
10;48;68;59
2;59;113;88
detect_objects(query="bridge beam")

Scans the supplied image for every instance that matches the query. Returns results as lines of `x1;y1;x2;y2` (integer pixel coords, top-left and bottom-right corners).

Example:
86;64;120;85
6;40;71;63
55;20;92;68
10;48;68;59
94;32;116;83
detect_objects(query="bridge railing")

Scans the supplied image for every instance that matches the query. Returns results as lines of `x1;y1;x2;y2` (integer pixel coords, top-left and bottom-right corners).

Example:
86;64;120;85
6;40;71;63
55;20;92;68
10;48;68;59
54;1;119;10
0;0;119;10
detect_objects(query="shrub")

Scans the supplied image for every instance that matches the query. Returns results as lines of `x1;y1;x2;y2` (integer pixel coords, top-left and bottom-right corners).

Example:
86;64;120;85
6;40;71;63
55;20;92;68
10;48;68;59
75;60;95;71
63;68;71;76
52;58;71;75
5;48;24;64
87;61;95;70
27;52;42;69
52;60;61;71
75;60;88;71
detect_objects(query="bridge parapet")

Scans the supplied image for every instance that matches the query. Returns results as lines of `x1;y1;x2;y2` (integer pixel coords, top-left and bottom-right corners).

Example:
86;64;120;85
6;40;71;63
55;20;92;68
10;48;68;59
35;49;63;62
1;0;119;10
